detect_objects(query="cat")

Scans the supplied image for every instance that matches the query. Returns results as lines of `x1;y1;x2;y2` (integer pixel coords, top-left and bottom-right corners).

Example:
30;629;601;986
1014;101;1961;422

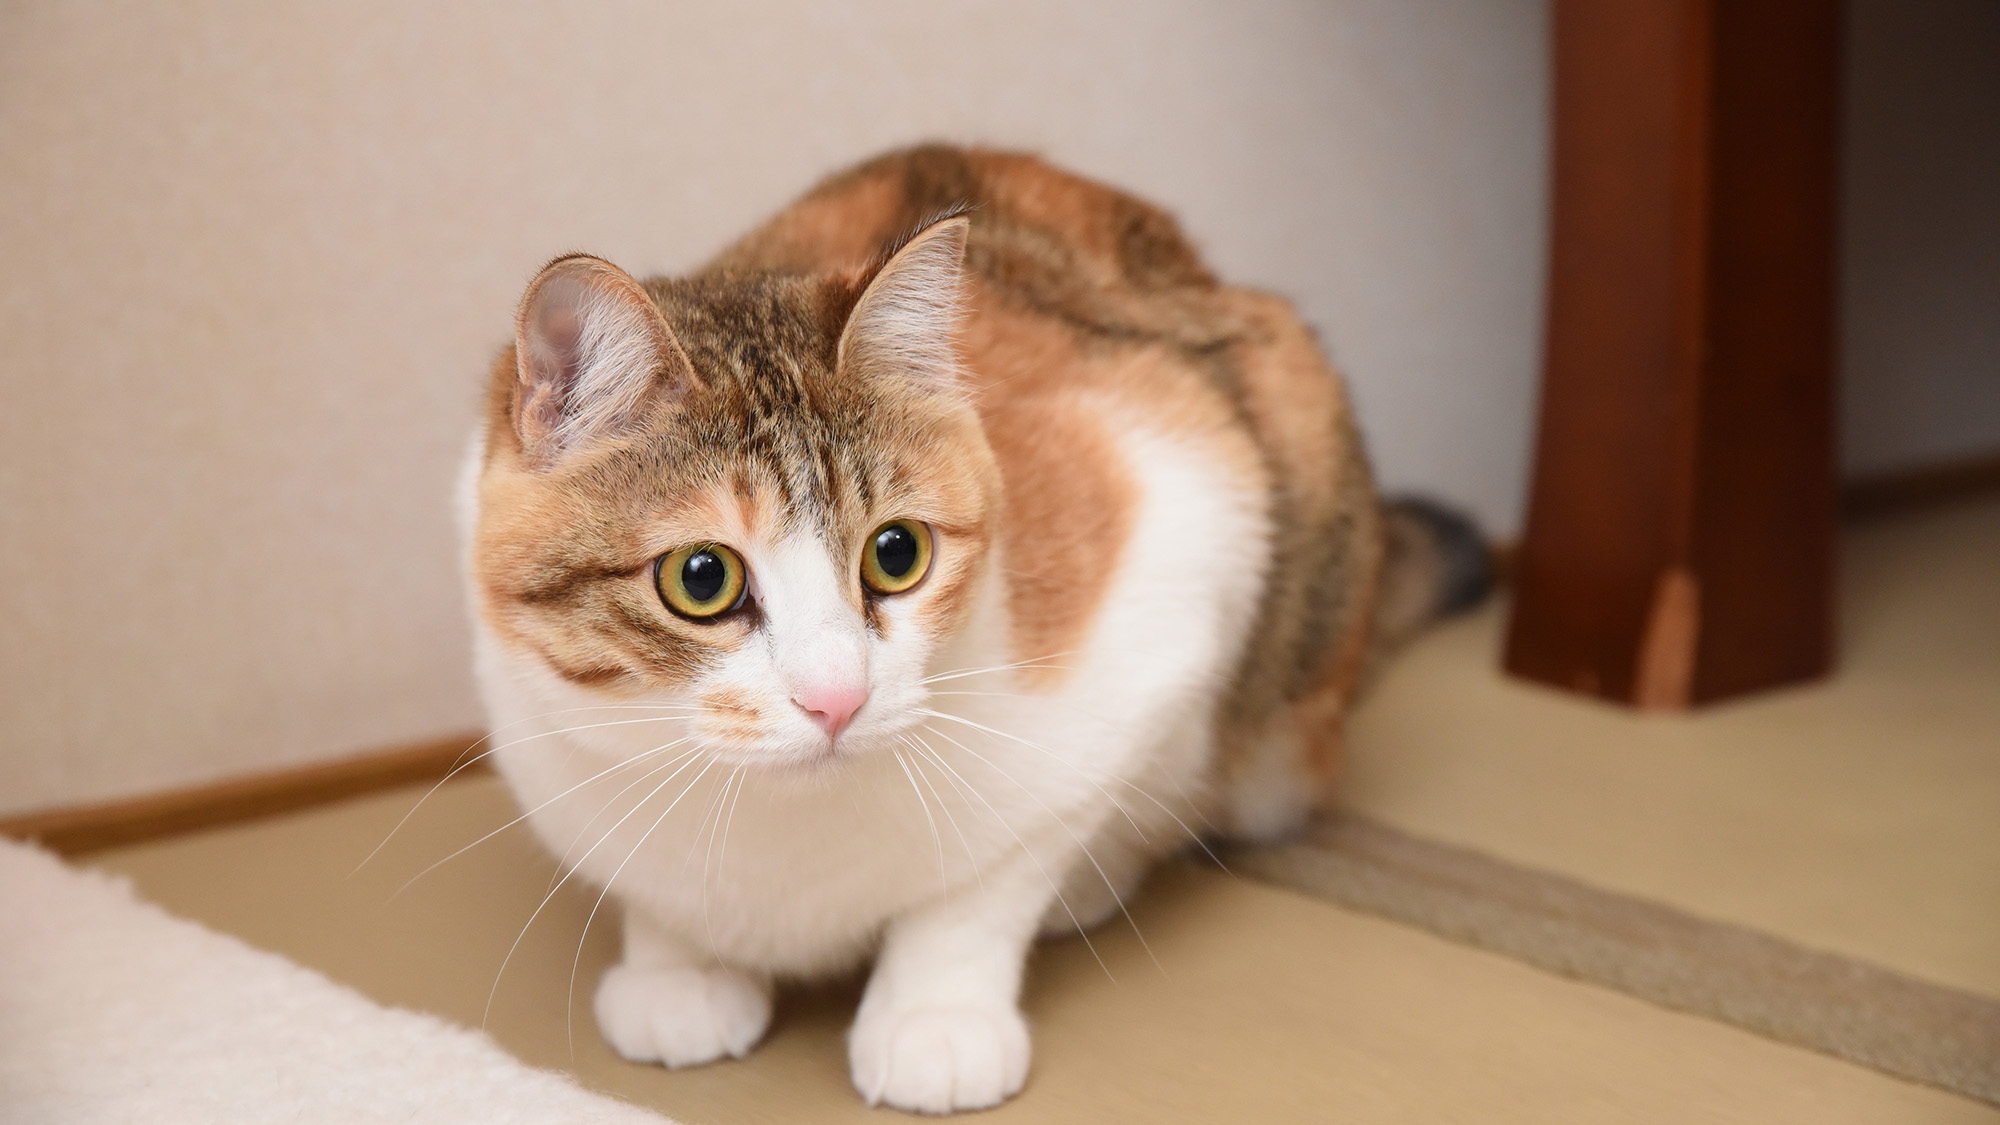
460;144;1487;1114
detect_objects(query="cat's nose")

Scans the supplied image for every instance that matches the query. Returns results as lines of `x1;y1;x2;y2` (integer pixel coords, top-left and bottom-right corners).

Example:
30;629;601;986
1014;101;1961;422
794;683;869;738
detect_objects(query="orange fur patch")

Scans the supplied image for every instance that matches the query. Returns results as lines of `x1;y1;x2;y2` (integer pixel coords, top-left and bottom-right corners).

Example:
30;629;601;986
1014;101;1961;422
980;392;1137;684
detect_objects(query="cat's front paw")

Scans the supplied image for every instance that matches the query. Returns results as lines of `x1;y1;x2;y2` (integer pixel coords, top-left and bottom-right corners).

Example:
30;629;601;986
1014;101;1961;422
848;1002;1031;1113
594;963;771;1068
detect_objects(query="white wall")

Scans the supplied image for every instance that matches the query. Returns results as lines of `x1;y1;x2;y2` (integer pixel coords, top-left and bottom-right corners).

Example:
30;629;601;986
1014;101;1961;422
0;1;1551;814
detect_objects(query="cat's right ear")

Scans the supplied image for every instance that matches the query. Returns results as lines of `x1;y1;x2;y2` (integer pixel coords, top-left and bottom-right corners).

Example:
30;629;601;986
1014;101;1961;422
512;254;696;469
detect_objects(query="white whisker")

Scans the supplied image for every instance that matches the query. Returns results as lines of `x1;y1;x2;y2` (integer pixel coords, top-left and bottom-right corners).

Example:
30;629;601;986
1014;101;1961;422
550;743;706;883
683;761;740;875
891;748;949;897
919;651;1080;685
714;764;750;889
916;708;1148;845
353;710;699;875
449;703;707;772
390;737;700;899
920;704;1229;872
917;721;1162;974
898;734;981;888
560;754;722;1055
484;749;713;1031
699;767;745;966
902;730;1113;981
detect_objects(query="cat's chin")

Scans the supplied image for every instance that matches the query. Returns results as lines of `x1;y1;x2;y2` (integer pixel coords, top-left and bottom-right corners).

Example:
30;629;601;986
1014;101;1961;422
698;733;900;780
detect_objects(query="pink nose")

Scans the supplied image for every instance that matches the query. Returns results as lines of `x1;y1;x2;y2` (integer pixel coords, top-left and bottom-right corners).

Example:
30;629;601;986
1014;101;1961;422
794;683;869;738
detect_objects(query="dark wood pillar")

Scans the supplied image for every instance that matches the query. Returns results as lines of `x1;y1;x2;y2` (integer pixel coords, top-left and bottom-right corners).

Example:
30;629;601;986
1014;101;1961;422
1504;0;1839;709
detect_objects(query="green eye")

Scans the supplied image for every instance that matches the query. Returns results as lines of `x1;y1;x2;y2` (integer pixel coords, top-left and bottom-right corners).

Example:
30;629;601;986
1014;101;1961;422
657;543;747;620
862;521;933;595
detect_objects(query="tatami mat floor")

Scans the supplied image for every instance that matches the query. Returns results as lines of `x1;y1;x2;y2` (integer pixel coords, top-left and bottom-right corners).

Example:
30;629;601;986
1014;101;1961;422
91;496;2000;1123
1342;494;2000;996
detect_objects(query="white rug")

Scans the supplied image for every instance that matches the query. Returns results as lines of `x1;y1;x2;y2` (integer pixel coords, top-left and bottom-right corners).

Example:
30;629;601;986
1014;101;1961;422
0;838;676;1124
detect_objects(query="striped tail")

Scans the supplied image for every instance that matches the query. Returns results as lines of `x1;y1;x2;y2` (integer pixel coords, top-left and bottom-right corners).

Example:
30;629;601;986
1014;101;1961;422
1372;496;1495;655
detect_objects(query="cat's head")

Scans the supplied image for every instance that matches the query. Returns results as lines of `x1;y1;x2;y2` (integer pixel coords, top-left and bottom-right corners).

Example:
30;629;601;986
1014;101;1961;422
469;217;999;771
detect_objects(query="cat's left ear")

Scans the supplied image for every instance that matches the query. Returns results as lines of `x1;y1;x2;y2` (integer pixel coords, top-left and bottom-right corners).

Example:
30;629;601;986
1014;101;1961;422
512;254;698;469
837;215;970;387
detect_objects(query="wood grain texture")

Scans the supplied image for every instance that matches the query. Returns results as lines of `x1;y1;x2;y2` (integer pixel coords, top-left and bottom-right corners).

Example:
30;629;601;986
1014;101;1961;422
1506;0;1839;708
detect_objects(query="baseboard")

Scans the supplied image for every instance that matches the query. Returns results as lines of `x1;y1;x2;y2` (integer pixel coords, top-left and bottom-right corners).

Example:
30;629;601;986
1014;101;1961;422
0;733;488;857
1843;449;2000;518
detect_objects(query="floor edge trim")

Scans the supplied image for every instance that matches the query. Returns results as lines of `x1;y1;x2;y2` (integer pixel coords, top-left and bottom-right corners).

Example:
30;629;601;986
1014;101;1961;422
1229;815;2000;1107
0;732;489;856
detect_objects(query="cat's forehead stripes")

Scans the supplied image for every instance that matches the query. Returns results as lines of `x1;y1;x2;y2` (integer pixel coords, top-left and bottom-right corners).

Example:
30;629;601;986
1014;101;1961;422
638;275;910;551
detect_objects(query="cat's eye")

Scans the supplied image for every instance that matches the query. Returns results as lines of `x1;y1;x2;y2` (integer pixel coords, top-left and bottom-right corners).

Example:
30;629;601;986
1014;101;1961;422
656;543;747;620
862;520;933;595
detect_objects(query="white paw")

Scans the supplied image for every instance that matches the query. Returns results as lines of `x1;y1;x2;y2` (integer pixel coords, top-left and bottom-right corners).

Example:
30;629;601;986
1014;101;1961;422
594;963;771;1068
848;1003;1031;1114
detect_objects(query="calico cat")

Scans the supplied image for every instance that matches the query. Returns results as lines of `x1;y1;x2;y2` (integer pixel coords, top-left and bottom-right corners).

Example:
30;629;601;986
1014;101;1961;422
461;145;1485;1113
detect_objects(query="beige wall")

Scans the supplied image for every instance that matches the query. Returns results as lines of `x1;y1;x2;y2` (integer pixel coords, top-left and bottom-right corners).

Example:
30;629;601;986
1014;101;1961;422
4;2;1994;815
0;2;1551;814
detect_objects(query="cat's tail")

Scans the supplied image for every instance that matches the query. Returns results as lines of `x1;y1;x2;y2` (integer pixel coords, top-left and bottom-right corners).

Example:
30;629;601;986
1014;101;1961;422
1370;496;1495;656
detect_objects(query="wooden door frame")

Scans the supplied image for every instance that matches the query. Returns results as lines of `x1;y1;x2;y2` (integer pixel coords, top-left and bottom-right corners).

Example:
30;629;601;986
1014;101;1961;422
1504;0;1840;709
